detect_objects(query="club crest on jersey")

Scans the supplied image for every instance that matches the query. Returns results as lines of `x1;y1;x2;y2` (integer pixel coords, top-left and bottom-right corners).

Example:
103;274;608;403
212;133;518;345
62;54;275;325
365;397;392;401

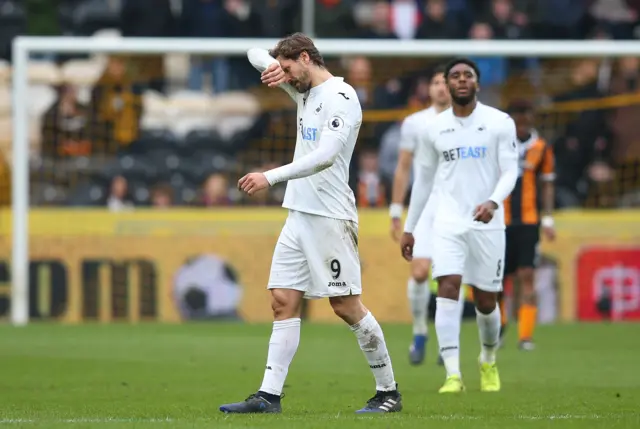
329;116;344;131
443;146;488;162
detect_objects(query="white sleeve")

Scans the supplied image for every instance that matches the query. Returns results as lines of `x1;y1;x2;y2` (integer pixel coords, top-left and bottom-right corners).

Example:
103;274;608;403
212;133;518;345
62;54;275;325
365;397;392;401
263;94;359;185
488;117;519;206
247;48;298;101
398;117;418;153
404;130;438;233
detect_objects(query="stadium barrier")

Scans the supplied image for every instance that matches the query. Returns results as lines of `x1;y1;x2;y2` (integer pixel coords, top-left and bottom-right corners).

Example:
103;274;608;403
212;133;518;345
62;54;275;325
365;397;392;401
0;208;639;324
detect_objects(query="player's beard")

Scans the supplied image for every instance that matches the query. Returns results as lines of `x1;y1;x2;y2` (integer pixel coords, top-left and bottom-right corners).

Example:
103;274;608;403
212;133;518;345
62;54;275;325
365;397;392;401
451;88;476;106
293;71;312;93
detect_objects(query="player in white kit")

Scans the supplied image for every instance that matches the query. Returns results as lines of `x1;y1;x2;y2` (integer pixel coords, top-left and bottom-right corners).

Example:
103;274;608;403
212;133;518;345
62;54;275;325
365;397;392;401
389;66;464;366
220;33;402;414
400;58;519;394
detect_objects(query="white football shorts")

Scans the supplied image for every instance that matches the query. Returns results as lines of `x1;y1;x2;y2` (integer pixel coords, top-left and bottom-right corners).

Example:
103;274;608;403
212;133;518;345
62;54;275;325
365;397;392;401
412;199;436;260
430;225;506;292
267;210;362;299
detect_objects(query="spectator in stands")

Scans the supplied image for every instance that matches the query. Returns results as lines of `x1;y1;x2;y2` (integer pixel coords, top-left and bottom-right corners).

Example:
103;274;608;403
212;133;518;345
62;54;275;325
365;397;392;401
388;0;422;39
224;0;264;90
253;0;298;38
181;0;232;93
590;0;639;40
530;0;591;40
553;60;615;208
415;0;463;39
151;183;174;208
42;84;97;158
609;57;640;161
346;56;373;107
91;57;142;150
344;55;407;109
120;0;175;93
356;1;397;38
446;0;473;31
297;0;358;38
357;149;386;207
107;175;134;212
406;76;431;111
201;173;231;206
482;0;529;39
467;22;507;106
482;0;541;85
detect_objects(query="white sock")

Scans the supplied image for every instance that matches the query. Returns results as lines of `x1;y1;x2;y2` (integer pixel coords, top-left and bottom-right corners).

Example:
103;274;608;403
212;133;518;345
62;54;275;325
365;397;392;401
407;277;430;336
259;318;301;396
435;297;461;377
476;305;500;364
350;312;397;391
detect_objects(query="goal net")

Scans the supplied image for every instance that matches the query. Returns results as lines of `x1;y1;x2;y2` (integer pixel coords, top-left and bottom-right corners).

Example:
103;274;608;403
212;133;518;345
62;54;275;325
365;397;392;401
3;36;640;325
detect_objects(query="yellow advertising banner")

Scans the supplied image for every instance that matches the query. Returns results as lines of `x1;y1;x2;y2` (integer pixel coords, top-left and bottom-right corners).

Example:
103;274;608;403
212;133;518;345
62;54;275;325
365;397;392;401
0;208;638;323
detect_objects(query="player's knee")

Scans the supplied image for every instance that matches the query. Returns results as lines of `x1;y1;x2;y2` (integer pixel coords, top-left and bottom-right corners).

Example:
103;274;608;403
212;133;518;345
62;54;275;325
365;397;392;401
329;296;367;325
270;289;302;320
474;290;498;314
411;260;431;283
437;275;461;300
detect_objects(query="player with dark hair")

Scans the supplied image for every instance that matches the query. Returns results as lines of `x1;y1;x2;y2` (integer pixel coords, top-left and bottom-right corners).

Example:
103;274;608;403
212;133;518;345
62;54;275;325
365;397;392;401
400;57;519;393
389;65;465;366
500;100;556;351
219;33;402;414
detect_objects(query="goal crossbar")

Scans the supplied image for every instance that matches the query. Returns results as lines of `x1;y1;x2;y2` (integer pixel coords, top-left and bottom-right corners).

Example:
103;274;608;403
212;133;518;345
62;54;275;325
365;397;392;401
9;36;640;325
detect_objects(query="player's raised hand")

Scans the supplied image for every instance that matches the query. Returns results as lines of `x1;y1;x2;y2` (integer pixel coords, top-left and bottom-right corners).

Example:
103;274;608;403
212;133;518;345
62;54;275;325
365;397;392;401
261;63;287;88
390;218;402;242
238;172;270;196
473;200;498;224
400;232;415;261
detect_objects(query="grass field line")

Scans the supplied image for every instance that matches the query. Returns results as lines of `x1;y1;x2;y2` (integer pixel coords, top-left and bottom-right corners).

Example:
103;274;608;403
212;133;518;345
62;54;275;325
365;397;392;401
0;413;626;424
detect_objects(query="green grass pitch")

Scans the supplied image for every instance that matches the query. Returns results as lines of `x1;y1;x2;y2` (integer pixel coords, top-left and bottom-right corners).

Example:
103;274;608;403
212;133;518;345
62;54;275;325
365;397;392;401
0;322;638;428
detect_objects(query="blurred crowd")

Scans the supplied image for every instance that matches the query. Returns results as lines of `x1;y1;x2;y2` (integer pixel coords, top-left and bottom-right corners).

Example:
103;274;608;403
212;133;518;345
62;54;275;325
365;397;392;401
0;0;639;209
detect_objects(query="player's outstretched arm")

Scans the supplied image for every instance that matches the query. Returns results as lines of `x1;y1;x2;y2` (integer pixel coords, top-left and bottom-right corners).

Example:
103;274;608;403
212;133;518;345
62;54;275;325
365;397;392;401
389;118;418;240
403;126;437;235
247;48;297;101
400;161;435;261
262;135;342;185
389;150;412;240
488;117;519;207
262;104;356;185
404;162;436;235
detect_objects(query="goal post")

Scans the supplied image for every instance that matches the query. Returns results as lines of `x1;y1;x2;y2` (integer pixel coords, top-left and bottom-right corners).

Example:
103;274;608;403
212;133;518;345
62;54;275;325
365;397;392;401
9;36;640;326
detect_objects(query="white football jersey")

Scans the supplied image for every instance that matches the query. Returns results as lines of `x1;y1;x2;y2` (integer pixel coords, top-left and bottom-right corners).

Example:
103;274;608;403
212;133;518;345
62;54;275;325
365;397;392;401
399;106;440;156
415;102;518;231
281;77;361;222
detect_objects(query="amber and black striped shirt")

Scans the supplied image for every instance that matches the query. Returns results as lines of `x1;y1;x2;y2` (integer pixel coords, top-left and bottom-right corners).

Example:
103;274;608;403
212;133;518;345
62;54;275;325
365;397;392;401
504;131;555;226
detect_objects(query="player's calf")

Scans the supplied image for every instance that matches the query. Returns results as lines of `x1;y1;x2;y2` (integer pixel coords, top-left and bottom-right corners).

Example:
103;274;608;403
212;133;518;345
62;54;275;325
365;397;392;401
408;260;431;365
219;289;302;414
472;288;502;391
434;275;464;387
517;267;538;349
330;295;402;413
